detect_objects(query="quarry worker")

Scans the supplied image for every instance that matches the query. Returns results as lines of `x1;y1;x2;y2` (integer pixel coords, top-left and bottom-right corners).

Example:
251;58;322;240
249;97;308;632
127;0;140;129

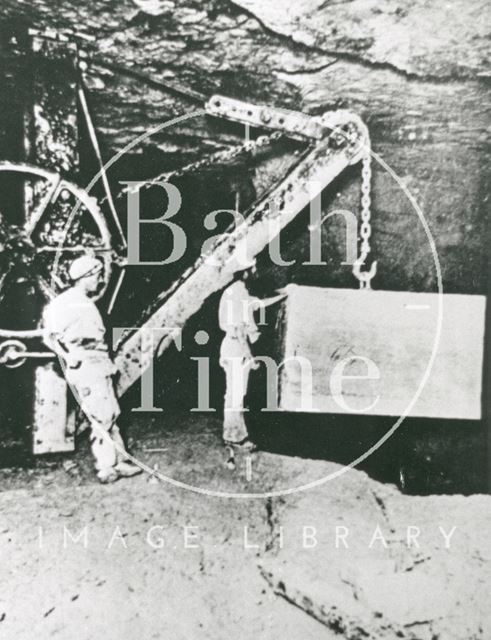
219;260;286;458
42;255;142;484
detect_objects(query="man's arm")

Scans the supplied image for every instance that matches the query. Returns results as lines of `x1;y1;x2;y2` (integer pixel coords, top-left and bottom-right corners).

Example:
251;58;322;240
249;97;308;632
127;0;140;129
42;309;81;369
256;290;288;309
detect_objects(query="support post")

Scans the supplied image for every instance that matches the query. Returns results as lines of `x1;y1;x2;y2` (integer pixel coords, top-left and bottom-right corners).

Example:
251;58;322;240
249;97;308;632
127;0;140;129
28;33;79;453
32;362;76;454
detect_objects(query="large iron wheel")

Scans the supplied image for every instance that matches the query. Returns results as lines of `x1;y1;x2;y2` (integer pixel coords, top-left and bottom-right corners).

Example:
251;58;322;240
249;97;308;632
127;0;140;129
0;162;113;344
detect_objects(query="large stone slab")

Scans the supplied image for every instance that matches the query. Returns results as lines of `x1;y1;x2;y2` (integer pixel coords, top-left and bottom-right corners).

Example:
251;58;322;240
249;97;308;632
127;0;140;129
276;284;486;420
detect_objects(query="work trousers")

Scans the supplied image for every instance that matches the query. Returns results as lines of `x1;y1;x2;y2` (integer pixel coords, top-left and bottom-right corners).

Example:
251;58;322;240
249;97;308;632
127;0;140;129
66;364;126;472
220;352;255;444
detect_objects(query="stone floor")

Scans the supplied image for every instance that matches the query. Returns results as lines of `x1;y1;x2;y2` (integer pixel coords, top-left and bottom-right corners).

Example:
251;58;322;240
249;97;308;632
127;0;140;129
1;413;489;639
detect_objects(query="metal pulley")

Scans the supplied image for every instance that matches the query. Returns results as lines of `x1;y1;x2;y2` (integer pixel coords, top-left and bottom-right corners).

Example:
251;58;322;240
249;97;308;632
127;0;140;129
0;163;114;339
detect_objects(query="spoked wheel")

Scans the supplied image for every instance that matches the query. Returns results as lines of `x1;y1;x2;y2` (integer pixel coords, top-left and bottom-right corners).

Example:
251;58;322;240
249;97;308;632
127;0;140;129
0;162;113;344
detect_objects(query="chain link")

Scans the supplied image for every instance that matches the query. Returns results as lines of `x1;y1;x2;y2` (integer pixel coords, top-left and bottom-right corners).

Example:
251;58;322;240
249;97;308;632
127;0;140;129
103;131;285;205
359;150;372;258
352;133;378;290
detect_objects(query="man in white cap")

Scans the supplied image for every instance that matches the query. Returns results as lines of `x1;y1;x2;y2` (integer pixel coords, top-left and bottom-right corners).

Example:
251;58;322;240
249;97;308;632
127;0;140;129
42;255;142;483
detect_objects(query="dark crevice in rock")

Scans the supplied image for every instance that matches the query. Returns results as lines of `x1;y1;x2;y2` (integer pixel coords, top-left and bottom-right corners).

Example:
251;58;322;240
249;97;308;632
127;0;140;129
212;16;250;32
264;496;276;552
370;489;396;534
263;496;289;553
273;59;339;75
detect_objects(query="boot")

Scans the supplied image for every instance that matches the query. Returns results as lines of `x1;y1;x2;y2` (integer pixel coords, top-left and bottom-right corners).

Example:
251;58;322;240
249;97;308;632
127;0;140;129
97;468;119;484
115;460;143;478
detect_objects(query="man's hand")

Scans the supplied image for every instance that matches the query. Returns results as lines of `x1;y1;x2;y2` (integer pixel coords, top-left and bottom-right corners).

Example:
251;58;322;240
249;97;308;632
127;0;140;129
251;358;261;370
261;290;288;308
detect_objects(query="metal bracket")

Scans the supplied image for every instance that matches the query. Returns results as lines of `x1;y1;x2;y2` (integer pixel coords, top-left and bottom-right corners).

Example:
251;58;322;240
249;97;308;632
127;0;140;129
205;94;329;141
0;339;55;368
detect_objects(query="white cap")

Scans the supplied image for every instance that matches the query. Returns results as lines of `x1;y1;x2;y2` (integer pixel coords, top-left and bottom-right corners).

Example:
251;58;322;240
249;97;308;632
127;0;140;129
69;256;103;281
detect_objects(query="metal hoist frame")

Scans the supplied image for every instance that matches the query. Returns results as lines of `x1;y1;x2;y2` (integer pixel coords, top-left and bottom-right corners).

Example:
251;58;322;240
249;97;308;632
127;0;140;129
114;94;374;395
0;28;374;452
0;29;119;452
110;93;485;424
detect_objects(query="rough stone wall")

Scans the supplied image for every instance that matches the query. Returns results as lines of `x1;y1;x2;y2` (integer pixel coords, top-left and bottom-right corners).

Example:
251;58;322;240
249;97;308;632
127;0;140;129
1;0;489;295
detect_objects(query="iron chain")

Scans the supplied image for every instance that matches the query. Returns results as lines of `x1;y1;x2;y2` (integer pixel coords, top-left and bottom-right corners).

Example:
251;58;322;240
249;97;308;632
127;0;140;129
359;149;372;259
106;131;285;204
352;132;377;290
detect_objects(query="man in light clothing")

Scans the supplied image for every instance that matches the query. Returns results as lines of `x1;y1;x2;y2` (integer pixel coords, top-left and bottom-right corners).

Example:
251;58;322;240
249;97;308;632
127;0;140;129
219;262;285;458
42;255;142;483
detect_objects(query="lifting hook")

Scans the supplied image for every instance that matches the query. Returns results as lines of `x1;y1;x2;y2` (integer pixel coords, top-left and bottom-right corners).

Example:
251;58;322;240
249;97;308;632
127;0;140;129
353;257;378;290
